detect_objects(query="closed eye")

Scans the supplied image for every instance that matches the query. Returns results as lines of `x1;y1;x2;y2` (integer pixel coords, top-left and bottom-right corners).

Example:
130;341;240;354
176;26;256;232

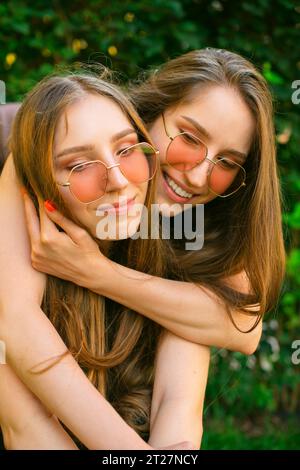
179;130;202;146
68;165;87;173
216;157;241;170
116;146;135;157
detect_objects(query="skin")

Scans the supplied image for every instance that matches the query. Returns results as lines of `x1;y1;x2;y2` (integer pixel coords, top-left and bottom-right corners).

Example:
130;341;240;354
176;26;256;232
151;85;255;213
0;85;261;448
0;93;208;449
19;85;261;353
53;95;148;240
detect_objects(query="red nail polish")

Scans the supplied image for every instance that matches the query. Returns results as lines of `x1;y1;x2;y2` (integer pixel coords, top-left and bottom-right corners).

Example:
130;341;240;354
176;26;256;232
44;200;57;212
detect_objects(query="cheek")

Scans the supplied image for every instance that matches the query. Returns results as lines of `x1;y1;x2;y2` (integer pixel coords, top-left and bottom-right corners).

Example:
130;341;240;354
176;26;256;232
71;177;104;203
58;186;92;224
76;209;99;237
209;166;241;194
58;186;80;212
156;140;169;166
148;130;168;165
158;150;168;167
121;156;150;183
57;185;73;206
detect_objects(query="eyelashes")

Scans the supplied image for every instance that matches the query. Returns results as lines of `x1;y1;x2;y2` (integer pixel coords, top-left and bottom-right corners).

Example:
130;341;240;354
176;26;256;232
62;147;138;171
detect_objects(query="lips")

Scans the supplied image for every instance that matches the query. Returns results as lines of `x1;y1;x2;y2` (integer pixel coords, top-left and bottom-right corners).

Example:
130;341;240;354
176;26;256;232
98;196;136;214
112;197;135;208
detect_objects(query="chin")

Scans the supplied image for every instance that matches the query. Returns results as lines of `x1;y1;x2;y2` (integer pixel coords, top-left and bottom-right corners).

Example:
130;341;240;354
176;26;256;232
95;216;141;241
155;193;184;217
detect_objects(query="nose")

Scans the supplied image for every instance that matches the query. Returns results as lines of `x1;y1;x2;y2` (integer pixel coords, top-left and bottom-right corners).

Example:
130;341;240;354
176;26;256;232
184;157;213;191
106;163;129;193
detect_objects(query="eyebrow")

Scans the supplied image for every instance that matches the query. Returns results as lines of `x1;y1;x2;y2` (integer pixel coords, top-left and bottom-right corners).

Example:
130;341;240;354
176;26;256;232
180;115;247;163
55;128;137;159
181;115;212;140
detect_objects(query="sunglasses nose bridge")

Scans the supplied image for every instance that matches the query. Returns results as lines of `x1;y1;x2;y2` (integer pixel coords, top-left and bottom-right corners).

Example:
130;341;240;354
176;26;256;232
106;162;121;171
181;154;217;193
190;155;215;175
184;158;211;184
105;161;130;190
203;155;218;174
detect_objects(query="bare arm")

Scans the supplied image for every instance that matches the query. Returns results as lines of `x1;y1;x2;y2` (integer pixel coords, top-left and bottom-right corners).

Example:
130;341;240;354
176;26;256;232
96;264;261;355
0;364;78;450
0;155;151;450
27;193;262;355
148;331;210;449
0;156;192;451
0;300;155;450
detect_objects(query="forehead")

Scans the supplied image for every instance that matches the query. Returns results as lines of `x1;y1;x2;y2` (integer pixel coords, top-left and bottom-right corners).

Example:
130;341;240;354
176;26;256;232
54;93;132;149
169;85;255;151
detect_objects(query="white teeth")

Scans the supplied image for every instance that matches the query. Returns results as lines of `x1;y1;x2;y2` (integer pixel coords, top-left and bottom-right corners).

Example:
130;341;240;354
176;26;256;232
165;174;193;199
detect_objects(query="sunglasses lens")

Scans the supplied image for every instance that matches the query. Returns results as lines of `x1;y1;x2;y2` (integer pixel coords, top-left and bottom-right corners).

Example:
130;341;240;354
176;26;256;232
69;162;107;203
163;116;246;197
209;158;245;196
166;133;207;171
120;143;157;183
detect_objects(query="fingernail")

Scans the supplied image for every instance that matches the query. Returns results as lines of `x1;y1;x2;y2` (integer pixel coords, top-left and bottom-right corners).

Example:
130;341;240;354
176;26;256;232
44;200;57;212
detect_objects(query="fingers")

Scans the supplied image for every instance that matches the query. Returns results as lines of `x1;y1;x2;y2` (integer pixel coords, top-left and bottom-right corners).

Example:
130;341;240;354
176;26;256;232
23;190;93;248
42;199;91;246
22;192;41;245
37;196;60;240
23;193;61;249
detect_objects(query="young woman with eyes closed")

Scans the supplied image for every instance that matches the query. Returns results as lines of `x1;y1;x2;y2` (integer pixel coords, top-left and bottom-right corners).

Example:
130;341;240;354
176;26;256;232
14;49;285;355
0;71;209;450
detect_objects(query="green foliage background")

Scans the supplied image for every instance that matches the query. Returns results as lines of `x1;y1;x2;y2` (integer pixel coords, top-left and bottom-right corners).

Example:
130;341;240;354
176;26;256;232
0;0;299;449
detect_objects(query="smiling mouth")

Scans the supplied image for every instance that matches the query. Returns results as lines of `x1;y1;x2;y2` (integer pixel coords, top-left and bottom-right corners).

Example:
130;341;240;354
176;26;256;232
162;172;200;201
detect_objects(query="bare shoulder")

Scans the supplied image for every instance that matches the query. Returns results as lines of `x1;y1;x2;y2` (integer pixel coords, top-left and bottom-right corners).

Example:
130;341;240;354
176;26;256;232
222;269;252;294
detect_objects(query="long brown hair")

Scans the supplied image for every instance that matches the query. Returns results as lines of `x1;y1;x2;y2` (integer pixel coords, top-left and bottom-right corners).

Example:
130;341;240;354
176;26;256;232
130;48;286;331
10;68;173;440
